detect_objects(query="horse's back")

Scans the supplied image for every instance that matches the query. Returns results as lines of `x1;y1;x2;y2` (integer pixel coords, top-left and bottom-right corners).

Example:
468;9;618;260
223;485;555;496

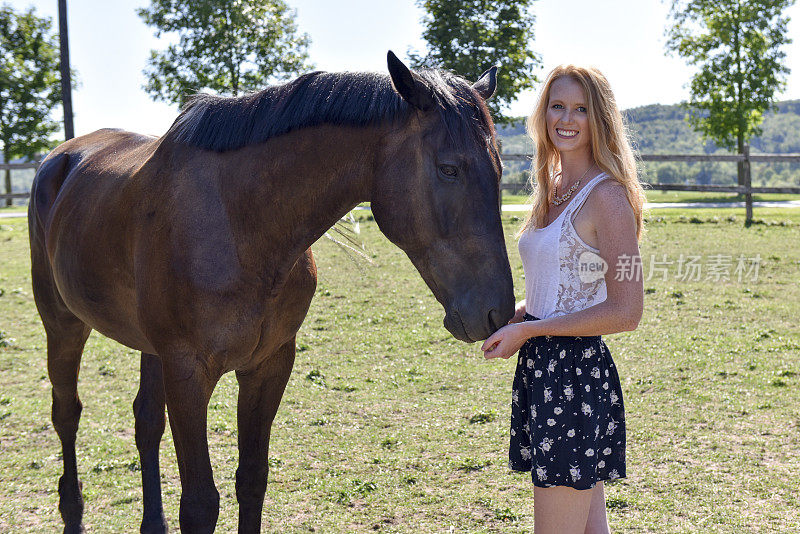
30;129;159;231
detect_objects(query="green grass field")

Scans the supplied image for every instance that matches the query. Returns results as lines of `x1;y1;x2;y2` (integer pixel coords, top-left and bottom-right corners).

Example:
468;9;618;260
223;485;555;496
1;211;799;532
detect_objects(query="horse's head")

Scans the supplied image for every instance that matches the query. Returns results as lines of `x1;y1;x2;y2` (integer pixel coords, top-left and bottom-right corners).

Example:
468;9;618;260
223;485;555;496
370;52;515;343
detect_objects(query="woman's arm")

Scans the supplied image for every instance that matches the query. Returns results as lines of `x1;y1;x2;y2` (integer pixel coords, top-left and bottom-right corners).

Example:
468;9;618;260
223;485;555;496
508;299;527;324
482;181;643;359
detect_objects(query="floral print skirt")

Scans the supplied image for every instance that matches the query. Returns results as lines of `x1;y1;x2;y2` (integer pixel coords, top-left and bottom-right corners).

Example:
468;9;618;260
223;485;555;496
508;314;626;490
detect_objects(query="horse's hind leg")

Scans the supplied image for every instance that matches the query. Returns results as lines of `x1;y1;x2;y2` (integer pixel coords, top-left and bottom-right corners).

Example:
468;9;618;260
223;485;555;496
32;271;91;533
133;353;168;533
48;325;91;534
235;338;296;534
30;156;92;532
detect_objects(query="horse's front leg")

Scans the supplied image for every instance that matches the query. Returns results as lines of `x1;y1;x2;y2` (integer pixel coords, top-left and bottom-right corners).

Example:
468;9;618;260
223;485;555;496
161;356;221;533
133;352;168;533
235;339;296;534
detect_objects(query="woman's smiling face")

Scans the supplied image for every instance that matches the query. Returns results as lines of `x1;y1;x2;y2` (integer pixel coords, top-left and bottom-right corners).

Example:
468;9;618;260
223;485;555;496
546;76;592;157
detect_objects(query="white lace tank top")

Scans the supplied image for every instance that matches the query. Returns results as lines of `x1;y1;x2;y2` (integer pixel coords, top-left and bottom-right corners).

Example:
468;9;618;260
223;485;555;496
518;172;611;320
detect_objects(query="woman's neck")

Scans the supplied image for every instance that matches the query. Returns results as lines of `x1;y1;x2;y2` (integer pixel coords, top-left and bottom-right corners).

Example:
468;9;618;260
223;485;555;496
558;151;596;189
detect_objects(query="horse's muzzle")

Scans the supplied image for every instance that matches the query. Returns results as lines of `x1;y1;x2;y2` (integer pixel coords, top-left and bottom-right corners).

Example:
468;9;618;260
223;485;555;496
443;296;514;343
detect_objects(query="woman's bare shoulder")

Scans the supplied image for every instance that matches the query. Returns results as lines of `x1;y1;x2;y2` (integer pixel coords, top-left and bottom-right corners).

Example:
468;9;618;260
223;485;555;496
586;178;635;230
594;177;628;200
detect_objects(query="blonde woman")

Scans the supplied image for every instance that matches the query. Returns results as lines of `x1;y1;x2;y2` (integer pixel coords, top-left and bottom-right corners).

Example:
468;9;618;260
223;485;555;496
482;65;646;533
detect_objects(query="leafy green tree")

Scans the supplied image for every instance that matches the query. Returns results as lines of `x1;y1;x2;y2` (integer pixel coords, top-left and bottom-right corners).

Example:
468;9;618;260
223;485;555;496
0;4;63;206
138;0;313;106
665;0;794;186
409;0;540;123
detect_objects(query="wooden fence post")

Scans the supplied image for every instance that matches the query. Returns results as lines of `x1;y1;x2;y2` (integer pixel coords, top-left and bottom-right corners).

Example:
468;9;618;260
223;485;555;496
497;139;503;210
3;165;10;207
743;144;752;224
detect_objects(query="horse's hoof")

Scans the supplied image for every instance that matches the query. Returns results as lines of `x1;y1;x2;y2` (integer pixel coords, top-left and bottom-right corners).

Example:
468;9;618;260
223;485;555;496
58;476;85;532
141;516;169;534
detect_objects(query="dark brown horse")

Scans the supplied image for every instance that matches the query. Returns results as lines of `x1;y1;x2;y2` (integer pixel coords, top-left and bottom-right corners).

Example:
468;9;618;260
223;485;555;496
28;52;514;533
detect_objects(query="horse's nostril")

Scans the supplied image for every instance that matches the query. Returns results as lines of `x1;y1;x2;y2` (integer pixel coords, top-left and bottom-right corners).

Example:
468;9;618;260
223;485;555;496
488;308;503;332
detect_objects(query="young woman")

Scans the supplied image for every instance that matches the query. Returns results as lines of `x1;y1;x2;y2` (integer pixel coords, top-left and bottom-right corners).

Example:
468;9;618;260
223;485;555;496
482;65;646;533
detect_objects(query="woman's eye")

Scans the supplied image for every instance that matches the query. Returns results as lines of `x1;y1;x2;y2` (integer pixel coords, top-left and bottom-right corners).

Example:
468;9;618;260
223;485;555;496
577;106;587;112
439;165;459;178
552;104;563;109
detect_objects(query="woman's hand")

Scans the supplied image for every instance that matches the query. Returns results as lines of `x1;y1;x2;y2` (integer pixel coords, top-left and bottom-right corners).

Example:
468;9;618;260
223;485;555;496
508;300;526;324
481;322;536;360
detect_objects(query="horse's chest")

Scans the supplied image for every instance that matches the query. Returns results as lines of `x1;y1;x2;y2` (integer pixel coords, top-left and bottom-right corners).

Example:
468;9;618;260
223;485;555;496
145;250;317;370
249;250;318;363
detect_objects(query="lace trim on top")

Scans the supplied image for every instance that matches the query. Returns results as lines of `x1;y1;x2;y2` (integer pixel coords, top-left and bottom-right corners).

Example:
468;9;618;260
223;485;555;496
551;174;609;318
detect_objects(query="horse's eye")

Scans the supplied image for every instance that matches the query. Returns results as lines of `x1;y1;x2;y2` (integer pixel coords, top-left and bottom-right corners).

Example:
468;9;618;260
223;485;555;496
439;164;459;179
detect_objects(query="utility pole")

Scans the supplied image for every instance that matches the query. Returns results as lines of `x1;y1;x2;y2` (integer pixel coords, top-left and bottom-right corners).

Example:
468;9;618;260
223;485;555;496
58;0;74;140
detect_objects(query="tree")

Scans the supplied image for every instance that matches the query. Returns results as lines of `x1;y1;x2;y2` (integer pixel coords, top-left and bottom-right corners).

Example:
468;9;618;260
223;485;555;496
409;0;540;123
0;4;63;206
138;0;313;107
665;0;794;187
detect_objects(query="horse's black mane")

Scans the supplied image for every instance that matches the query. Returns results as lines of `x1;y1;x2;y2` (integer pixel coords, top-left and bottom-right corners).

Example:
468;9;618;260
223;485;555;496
166;70;493;152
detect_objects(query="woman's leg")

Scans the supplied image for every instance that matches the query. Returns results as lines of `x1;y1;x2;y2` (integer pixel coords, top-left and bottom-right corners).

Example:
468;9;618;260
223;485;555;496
533;485;593;534
584;482;610;534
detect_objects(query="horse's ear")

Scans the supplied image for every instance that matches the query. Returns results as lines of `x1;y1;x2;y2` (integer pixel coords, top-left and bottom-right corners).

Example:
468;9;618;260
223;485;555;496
387;50;435;112
473;66;498;100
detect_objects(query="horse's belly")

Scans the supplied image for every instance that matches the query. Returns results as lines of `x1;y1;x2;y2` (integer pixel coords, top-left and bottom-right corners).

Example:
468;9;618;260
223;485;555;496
50;251;154;352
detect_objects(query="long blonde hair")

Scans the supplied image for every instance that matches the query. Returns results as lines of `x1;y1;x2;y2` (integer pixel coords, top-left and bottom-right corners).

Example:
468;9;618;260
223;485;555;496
517;65;647;241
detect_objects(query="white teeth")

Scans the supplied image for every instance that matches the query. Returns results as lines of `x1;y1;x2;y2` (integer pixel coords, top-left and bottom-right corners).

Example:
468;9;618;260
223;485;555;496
557;128;578;137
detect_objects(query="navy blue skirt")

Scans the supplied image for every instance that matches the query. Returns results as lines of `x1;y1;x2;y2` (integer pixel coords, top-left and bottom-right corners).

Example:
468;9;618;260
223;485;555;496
508;313;626;490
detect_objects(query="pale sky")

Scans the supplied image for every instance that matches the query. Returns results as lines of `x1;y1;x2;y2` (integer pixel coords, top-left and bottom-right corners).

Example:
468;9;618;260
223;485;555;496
11;0;800;138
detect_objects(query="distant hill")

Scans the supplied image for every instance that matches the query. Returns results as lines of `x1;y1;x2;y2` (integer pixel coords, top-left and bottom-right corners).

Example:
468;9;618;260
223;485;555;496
497;99;800;188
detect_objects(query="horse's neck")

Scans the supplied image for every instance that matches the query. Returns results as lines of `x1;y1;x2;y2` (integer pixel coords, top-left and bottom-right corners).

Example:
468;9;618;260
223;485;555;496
210;124;381;274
